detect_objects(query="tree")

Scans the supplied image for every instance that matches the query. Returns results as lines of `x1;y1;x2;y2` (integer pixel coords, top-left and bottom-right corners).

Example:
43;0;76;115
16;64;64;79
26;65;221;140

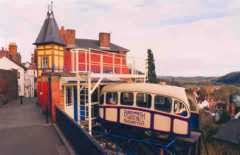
147;49;158;83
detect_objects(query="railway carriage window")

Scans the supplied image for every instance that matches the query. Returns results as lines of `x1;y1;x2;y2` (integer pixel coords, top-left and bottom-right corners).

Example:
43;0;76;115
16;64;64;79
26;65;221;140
154;96;172;112
136;93;152;108
121;92;134;106
174;100;188;117
106;92;118;105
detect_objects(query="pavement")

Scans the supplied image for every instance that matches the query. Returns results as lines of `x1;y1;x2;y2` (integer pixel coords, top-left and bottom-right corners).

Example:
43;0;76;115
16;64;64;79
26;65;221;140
0;98;70;155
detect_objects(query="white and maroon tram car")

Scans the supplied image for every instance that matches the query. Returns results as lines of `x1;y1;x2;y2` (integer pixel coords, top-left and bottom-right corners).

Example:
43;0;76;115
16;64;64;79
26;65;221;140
99;83;196;137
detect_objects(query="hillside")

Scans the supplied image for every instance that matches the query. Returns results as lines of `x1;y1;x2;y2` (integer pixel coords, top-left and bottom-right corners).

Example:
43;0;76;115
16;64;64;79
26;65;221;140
215;72;240;84
159;76;216;84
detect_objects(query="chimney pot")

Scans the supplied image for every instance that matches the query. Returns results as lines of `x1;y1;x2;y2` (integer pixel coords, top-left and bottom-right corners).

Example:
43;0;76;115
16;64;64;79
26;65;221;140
9;42;17;56
99;32;110;48
59;27;76;47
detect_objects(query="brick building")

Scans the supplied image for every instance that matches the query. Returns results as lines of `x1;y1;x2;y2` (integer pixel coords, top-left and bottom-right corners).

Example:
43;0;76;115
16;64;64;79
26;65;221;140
33;4;129;77
0;42;21;64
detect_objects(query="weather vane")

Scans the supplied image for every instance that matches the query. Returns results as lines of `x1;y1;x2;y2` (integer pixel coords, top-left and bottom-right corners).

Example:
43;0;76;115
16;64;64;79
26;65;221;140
47;0;54;15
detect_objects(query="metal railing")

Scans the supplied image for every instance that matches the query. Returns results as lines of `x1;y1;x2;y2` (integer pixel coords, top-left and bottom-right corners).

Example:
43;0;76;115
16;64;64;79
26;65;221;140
70;49;144;75
55;107;106;155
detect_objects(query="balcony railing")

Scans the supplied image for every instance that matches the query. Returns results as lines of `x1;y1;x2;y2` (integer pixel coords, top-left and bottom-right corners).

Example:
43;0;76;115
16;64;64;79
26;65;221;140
70;50;142;75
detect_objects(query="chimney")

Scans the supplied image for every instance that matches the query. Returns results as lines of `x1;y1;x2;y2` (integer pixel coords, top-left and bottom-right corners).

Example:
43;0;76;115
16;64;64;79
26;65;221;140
59;26;65;40
59;26;76;47
99;32;110;48
65;29;76;47
8;42;17;56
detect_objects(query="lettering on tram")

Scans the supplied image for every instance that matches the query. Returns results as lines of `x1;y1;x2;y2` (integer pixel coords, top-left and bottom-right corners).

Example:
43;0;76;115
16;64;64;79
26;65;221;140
122;110;146;127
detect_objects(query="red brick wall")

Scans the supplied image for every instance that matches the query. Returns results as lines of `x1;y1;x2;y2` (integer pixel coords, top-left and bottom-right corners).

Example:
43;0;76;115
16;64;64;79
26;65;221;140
51;76;61;122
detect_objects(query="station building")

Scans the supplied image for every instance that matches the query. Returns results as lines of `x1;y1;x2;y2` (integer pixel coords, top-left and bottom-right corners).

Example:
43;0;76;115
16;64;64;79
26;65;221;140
33;5;142;124
33;8;129;77
33;5;201;155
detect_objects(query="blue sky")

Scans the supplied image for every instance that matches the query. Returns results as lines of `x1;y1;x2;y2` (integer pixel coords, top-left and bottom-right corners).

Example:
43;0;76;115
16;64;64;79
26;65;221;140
0;0;239;76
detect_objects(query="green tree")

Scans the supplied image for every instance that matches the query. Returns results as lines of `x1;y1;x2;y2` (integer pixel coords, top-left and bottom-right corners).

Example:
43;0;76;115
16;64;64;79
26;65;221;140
147;49;158;83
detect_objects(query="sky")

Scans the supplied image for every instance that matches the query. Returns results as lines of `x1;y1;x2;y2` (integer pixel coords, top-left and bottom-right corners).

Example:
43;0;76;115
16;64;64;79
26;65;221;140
0;0;239;76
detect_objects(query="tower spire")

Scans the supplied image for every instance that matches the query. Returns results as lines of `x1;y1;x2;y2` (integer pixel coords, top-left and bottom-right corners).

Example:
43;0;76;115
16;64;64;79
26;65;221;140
47;0;54;17
34;0;65;46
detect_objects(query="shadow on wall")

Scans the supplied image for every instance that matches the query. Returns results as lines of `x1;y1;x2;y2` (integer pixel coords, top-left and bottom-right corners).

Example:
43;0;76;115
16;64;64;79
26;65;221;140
0;69;18;105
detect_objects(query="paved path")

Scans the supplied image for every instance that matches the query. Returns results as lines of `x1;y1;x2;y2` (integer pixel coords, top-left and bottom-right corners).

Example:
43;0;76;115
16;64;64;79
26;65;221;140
0;98;70;155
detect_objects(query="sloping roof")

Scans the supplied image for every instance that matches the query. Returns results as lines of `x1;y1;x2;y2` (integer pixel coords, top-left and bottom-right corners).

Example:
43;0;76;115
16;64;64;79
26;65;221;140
213;119;240;145
0;57;26;70
33;11;65;46
75;39;129;52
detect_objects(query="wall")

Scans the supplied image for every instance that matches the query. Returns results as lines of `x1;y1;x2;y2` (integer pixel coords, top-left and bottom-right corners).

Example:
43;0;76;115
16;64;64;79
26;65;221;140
0;57;24;96
36;44;64;76
0;69;18;104
24;69;35;97
50;75;63;122
37;76;49;112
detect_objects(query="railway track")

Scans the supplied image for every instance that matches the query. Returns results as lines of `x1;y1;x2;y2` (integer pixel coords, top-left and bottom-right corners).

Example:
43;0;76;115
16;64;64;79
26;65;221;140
92;125;176;155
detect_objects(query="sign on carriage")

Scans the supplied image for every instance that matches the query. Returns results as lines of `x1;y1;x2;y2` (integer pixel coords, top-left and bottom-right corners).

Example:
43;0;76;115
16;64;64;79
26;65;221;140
120;109;150;128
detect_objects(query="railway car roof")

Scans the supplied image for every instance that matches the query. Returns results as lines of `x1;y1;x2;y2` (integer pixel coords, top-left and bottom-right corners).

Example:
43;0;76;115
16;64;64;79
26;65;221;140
102;83;188;103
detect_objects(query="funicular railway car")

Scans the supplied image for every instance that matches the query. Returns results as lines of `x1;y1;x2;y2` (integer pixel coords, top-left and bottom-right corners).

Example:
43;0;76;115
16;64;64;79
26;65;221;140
99;83;197;137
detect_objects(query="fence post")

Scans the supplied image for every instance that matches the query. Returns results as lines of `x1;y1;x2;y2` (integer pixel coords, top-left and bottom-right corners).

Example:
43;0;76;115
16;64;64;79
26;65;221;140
88;74;92;135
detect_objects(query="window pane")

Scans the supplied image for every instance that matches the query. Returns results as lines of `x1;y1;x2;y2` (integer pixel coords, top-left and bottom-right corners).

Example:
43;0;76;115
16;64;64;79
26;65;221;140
136;93;151;108
121;92;133;106
106;92;118;105
66;87;72;106
41;56;49;69
174;100;188;117
154;96;172;112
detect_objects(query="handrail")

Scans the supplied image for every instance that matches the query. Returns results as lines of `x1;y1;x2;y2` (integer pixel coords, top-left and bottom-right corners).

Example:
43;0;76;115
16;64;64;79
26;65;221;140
70;49;144;75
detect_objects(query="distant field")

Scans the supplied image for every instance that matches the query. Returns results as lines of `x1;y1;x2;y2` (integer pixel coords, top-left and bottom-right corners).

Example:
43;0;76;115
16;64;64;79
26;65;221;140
159;71;240;86
159;76;216;86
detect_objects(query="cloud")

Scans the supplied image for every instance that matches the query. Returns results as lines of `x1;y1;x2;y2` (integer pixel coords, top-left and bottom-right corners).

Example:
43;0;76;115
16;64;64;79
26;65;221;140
0;0;239;76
